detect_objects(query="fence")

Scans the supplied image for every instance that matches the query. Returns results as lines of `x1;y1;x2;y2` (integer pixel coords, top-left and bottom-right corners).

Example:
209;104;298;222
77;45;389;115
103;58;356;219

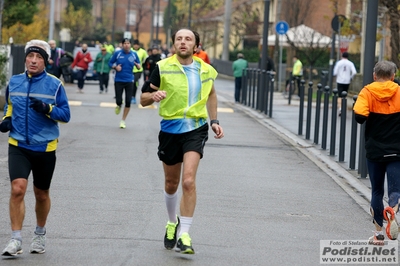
242;67;367;177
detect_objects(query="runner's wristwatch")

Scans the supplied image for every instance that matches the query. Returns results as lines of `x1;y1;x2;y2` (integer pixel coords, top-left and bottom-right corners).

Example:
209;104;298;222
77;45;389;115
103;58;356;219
210;119;219;126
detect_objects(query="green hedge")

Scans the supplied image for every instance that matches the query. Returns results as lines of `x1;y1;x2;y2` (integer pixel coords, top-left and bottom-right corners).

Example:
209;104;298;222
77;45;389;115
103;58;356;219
0;52;7;89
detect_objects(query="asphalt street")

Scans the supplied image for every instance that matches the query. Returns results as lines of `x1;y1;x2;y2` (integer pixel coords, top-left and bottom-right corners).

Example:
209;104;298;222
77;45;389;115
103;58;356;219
0;77;395;265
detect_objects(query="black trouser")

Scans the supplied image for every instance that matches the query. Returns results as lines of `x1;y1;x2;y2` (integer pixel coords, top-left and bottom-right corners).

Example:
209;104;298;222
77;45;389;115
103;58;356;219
75;69;87;89
234;77;242;102
132;72;142;98
98;73;110;92
286;75;302;96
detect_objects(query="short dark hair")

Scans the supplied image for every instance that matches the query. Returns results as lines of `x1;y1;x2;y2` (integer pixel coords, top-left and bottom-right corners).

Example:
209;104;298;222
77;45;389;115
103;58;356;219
121;38;131;44
342;52;349;58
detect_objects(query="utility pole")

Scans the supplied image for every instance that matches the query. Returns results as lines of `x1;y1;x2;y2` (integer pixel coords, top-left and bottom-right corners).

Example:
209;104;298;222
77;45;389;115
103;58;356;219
188;0;193;28
260;0;271;72
359;0;367;75
150;0;155;46
359;0;378;179
222;0;232;60
49;0;55;40
156;0;160;44
167;0;172;48
274;0;282;90
112;0;116;44
126;0;131;31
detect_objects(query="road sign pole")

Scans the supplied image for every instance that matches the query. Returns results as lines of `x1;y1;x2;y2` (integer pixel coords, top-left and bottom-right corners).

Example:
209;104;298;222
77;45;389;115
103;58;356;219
275;21;289;92
279;35;283;91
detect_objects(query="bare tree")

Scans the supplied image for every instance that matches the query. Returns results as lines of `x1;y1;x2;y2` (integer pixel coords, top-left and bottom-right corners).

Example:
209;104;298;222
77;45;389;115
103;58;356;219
230;1;261;50
0;0;4;43
281;0;328;80
380;0;400;67
133;2;151;41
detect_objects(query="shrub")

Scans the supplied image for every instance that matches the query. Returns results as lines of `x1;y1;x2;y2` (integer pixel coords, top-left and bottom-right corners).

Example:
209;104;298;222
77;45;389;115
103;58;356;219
0;52;8;89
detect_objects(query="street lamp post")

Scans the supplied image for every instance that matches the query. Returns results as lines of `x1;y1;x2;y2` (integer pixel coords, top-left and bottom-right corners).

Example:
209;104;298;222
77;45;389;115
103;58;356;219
112;0;116;44
48;0;55;40
260;0;271;72
188;0;193;28
126;0;131;32
167;0;172;48
156;0;160;45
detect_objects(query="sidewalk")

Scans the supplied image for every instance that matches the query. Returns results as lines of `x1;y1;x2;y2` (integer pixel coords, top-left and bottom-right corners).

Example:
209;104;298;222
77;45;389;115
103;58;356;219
214;77;372;213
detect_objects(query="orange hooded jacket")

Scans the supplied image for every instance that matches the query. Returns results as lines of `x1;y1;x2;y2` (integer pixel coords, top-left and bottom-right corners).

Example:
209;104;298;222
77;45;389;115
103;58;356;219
353;80;400;161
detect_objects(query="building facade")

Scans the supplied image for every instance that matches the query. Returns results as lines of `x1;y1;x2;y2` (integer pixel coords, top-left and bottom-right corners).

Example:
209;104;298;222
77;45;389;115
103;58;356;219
44;0;168;49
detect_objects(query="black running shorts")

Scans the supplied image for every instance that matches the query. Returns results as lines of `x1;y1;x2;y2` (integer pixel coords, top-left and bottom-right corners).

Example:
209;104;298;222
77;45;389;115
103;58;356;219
158;123;209;165
337;83;350;97
8;144;56;190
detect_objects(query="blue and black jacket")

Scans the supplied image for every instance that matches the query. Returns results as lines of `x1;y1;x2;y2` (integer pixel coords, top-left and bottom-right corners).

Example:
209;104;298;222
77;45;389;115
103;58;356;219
3;71;70;152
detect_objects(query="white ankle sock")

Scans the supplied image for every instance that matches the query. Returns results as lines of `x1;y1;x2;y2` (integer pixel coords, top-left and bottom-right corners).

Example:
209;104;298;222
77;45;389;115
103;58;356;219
178;216;193;237
164;190;178;223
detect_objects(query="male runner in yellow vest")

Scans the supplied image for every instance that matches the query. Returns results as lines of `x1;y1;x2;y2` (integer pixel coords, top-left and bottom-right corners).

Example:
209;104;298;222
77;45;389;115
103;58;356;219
141;28;224;254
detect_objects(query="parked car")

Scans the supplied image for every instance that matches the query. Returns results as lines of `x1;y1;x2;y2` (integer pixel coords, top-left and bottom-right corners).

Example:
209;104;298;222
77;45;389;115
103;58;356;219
70;46;101;83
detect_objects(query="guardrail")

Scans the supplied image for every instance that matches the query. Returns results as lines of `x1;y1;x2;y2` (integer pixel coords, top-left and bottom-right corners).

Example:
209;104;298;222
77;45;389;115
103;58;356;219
242;68;367;177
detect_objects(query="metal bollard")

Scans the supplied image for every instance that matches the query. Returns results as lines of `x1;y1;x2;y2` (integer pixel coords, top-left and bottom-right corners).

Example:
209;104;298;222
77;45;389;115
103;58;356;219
251;69;258;108
329;89;339;156
256;69;262;110
246;69;253;107
305;81;313;140
358;123;367;178
313;83;323;144
349;95;358;170
320;70;329;88
263;70;269;114
298;80;306;135
321;86;330;150
241;68;248;104
338;91;347;162
268;73;275;117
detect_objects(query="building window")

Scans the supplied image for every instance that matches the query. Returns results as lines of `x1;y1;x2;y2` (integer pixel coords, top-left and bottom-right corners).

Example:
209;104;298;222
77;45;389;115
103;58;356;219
153;12;164;27
126;10;137;26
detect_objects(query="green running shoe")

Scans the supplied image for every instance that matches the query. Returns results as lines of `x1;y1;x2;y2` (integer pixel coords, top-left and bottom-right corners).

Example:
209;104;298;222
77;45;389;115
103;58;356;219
176;232;194;254
115;105;121;115
164;217;180;250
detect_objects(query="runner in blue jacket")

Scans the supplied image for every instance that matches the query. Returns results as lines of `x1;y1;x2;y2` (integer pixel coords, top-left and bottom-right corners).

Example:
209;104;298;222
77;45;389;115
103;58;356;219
1;39;70;257
108;38;141;128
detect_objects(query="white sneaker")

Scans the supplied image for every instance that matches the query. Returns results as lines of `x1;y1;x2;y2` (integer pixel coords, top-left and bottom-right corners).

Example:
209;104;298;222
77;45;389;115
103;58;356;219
119;120;126;129
30;234;46;254
1;239;22;256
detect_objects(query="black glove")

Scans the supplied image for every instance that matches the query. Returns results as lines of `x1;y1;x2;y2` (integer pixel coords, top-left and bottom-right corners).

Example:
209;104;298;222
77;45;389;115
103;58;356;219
29;97;50;114
0;117;11;133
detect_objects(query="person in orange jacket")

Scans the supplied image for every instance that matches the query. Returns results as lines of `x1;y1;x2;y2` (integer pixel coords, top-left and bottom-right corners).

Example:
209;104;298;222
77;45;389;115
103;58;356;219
193;43;210;64
353;60;400;245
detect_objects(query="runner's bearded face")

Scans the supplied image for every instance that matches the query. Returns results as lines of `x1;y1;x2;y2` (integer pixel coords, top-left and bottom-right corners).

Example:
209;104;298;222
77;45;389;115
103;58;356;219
174;29;196;60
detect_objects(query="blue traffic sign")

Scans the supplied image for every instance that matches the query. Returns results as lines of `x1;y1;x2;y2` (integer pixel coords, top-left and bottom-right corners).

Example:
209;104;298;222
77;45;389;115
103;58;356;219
275;21;289;35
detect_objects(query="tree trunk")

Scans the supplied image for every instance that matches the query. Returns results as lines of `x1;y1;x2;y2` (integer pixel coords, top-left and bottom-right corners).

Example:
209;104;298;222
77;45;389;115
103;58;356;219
0;0;4;44
382;0;400;67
